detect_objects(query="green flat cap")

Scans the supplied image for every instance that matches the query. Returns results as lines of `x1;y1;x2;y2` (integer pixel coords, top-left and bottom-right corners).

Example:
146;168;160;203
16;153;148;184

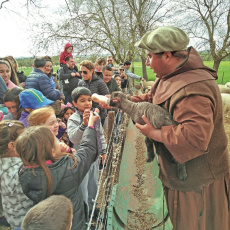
135;26;189;53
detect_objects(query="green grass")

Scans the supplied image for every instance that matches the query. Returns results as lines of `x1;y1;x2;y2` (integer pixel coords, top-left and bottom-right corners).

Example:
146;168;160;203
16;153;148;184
19;61;230;84
131;61;230;84
20;66;60;77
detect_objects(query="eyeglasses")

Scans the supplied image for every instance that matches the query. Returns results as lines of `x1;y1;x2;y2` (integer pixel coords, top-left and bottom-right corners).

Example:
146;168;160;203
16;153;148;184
119;69;124;71
79;71;88;74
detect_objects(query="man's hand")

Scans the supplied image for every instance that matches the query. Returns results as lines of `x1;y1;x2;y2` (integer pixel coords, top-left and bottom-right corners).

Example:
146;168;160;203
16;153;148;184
75;72;80;77
99;95;113;109
83;109;90;126
71;73;76;77
135;115;162;142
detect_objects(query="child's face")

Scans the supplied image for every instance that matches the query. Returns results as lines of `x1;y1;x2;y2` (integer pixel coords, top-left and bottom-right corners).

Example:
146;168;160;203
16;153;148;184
4;101;18;116
44;114;59;136
115;76;121;87
64;108;74;121
66;46;73;54
96;63;105;71
73;95;92;113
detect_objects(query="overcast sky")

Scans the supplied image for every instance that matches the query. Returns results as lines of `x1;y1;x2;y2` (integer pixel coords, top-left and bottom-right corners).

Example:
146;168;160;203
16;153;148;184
0;0;64;58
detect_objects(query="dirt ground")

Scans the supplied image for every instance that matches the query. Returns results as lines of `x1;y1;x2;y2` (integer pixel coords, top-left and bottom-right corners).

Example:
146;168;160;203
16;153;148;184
127;131;159;229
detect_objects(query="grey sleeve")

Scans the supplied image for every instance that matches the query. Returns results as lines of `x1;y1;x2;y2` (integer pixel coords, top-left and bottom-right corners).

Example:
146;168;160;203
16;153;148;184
67;115;87;145
71;128;98;184
125;69;142;80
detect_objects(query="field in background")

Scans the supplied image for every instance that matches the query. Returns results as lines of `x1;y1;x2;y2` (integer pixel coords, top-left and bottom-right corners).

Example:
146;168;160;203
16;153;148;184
20;61;230;84
132;61;230;84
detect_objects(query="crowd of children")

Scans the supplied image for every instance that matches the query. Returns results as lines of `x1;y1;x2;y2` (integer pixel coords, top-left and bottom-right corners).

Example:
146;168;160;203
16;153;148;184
0;44;137;229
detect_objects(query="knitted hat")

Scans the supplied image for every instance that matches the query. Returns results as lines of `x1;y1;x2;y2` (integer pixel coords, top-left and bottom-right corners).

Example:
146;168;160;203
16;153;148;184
19;89;54;109
135;26;189;53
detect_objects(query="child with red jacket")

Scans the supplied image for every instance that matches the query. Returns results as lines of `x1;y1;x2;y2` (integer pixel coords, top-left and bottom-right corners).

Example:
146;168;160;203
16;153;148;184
59;43;73;66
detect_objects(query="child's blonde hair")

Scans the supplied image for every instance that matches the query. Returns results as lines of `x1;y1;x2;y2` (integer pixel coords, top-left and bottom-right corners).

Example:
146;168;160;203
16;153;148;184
0;120;25;157
28;106;55;127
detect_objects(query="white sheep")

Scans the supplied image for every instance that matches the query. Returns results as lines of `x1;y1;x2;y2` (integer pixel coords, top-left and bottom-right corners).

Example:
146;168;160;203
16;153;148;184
221;93;230;118
134;85;142;96
140;80;155;93
109;91;187;181
225;82;230;88
218;84;230;94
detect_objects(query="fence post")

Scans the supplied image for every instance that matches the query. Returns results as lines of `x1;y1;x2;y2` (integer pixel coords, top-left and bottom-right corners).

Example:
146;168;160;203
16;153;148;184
107;111;115;141
222;72;224;84
103;111;115;227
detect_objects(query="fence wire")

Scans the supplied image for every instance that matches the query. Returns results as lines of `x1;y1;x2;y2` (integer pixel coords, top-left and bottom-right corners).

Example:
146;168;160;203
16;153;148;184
87;82;137;230
87;109;130;230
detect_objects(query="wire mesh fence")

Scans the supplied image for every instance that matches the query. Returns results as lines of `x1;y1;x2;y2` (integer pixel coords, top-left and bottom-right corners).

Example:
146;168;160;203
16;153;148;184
87;109;130;230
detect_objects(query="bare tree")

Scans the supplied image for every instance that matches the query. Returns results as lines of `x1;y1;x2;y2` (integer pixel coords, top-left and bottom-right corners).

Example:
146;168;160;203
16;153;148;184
0;0;9;9
29;0;172;79
173;0;230;71
126;0;172;79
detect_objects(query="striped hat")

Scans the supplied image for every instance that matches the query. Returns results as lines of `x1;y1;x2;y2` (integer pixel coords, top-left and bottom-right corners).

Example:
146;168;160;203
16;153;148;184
19;89;54;109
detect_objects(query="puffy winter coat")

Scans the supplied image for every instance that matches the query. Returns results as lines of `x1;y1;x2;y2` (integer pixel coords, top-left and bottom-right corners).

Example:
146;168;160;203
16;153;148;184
25;68;61;101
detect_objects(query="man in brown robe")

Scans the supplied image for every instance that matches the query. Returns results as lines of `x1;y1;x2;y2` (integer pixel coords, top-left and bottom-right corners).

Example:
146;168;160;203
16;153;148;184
132;26;230;230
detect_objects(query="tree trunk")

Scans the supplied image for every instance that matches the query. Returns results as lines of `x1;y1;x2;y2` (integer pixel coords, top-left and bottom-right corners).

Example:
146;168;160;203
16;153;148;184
141;56;147;80
213;59;221;71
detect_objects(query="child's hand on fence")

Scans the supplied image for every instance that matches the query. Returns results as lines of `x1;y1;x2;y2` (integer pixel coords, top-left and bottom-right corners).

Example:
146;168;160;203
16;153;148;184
88;111;99;127
83;109;90;126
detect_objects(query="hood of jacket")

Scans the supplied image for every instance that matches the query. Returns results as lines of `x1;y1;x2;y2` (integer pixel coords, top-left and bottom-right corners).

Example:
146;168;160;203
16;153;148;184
151;47;218;104
162;47;217;81
64;43;73;50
